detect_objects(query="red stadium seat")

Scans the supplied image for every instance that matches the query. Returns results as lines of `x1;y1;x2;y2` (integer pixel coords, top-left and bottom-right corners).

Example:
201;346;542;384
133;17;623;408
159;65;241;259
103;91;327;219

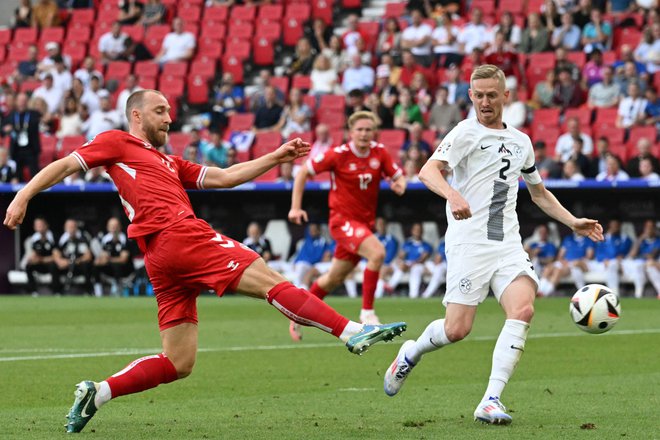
134;61;159;78
0;29;12;45
255;23;281;41
291;75;312;91
253;131;283;158
183;23;199;37
20;79;41;93
498;0;524;15
39;134;58;169
144;25;170;55
342;0;361;8
565;51;586;69
67;25;91;44
7;45;30;63
258;4;283;21
319;94;345;112
187;74;210;105
105;61;132;81
227;113;256;132
197;38;223;58
284;3;311;21
384;2;407;19
203;5;229;22
161;61;188;78
594;127;625;147
254;167;279;182
270;76;290;96
13;27;38;45
470;0;495;15
228;22;254;40
594;107;618;126
200;21;226;41
358;22;380;51
178;6;202;23
39;27;65;45
627;126;657;150
231;5;257;22
222;55;245;84
282;17;304;46
422;130;437;148
527;52;556;69
168;131;193;156
602;50;617;65
330;130;345;146
613;27;642;48
0;46;6;64
312;0;334;25
562;107;592;129
121;25;144;43
163;94;180;121
532;108;561;130
69;8;95;26
531;126;561;154
60;135;87;158
317;110;345;130
190;58;216;79
526;0;544;13
253;37;275;66
288;131;314;143
158;75;185;98
224;40;250;61
378;129;406;160
138;76;157;89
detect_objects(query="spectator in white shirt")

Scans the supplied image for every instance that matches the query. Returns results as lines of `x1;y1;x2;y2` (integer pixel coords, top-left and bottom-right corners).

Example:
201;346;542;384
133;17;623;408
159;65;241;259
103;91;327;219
116;74;142;128
37;41;71;75
32;73;63;114
74;57;104;91
562;159;586;181
83;95;122;140
341;14;364;54
401;9;434;67
554;116;594;162
80;75;105;115
616;82;648;129
431;12;462;68
154;17;196;65
596;154;630;182
310;54;339;96
639;157;660;181
502;78;526;128
56;97;83;138
98;21;129;64
458;7;491;55
50;55;72;96
341;54;374;94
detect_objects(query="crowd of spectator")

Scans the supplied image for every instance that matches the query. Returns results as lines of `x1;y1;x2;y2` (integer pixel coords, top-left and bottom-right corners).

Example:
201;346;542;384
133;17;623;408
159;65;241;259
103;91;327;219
0;0;658;185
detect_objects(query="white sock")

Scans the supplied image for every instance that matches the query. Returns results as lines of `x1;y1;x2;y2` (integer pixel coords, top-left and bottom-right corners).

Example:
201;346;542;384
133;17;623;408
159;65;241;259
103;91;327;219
406;319;452;364
483;319;530;401
344;279;358;298
570;266;585;289
339;321;363;342
94;381;112;408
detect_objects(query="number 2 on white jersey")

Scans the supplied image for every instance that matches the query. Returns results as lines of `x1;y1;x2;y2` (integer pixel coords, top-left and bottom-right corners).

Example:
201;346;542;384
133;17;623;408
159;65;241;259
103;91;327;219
358;173;372;190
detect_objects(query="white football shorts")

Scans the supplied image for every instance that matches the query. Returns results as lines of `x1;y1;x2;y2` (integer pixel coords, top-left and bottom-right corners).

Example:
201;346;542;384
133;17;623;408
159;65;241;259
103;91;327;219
443;243;539;307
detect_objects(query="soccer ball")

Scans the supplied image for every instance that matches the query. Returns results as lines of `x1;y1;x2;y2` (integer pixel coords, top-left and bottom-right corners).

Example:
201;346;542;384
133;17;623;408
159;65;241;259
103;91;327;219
569;284;621;334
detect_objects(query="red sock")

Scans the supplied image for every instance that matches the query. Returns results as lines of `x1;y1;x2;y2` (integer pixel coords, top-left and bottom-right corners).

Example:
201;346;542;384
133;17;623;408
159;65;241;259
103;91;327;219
309;281;329;300
267;281;349;337
106;353;178;399
362;268;378;310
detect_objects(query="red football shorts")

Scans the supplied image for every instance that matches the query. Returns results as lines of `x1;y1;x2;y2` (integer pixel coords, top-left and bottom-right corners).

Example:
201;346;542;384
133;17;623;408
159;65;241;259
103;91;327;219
328;214;373;265
142;217;260;331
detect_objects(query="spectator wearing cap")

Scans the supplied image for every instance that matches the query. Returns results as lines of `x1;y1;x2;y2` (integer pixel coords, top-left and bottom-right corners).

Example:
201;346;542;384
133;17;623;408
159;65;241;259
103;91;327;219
581;8;611;52
551;12;581;50
32;73;64;114
458;7;490;55
83;96;122;140
341;55;374;94
626;137;660;178
154;17;196;65
377;54;401;88
519;12;550;54
99;22;130;64
401;9;434;67
32;0;59;29
431;12;462;68
587;65;620;109
38;42;71;74
616;82;648;129
373;64;394;94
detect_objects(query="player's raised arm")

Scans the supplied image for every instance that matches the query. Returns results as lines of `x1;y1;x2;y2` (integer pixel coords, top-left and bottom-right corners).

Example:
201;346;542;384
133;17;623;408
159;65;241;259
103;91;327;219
3;155;83;230
202;138;310;189
288;161;310;225
418;159;472;221
526;181;604;242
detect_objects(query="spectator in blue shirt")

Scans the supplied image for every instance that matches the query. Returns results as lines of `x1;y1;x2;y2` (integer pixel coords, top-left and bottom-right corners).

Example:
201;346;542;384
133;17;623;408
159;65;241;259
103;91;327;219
643;87;660;131
551;12;582;51
372;217;400;298
524;223;558;277
211;72;245;130
421;240;447;298
387;223;433;298
623;219;660;298
537;232;595;296
291;223;332;289
580;9;612;52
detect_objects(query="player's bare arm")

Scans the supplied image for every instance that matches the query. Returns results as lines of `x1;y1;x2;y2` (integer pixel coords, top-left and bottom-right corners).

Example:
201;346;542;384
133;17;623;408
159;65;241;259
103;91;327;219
3;155;82;230
288;162;310;225
203;138;310;189
527;181;604;242
418;159;472;220
389;175;407;196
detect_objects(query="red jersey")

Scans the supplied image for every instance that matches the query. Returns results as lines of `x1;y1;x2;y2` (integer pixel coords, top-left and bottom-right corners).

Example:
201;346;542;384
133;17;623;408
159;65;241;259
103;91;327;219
307;141;402;225
71;130;208;239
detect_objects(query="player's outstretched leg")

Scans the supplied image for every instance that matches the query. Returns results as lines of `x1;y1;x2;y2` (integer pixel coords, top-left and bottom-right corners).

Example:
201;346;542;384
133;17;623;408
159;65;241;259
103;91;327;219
65;381;98;433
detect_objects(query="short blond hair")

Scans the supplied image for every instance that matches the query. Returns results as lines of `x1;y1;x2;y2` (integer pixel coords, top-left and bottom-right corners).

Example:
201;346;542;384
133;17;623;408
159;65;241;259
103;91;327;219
470;64;506;90
347;111;379;129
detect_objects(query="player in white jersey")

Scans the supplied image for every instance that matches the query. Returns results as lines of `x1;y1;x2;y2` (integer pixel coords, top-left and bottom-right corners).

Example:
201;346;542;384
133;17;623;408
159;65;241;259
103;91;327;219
383;65;604;425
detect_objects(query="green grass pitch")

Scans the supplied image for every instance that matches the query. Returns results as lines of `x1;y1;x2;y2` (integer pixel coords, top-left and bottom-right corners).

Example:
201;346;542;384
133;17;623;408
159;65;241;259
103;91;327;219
1;295;658;439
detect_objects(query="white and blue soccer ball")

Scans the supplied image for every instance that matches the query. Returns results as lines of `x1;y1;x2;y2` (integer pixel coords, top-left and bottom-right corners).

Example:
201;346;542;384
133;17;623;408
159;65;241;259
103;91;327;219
569;284;621;334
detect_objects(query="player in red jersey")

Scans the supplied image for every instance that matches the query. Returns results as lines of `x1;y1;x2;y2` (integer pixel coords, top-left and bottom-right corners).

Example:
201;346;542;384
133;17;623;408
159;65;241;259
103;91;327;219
3;91;407;433
288;111;406;339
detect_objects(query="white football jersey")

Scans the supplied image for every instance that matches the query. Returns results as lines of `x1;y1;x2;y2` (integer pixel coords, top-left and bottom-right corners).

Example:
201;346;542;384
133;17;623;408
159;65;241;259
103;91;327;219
429;118;542;249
